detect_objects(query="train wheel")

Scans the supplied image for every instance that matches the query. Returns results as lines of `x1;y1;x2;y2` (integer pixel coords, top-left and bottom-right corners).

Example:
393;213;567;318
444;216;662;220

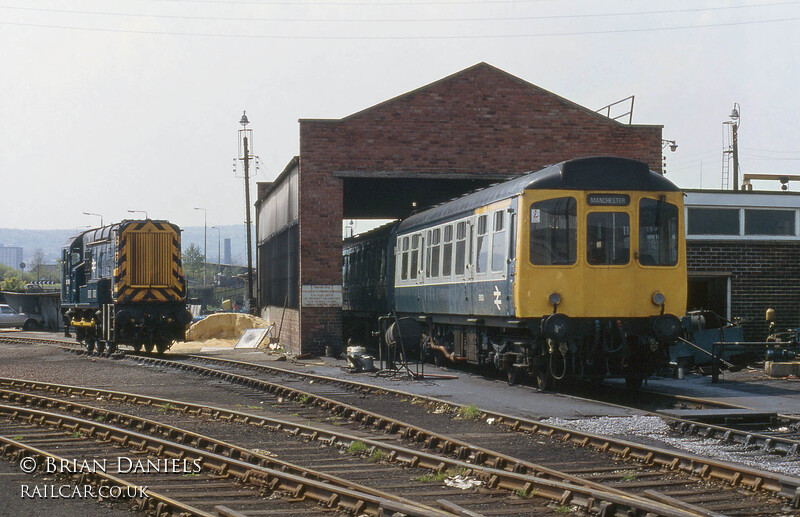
133;344;143;353
156;342;168;356
85;339;95;354
106;342;117;355
625;375;644;390
96;341;106;355
144;343;154;354
534;362;551;391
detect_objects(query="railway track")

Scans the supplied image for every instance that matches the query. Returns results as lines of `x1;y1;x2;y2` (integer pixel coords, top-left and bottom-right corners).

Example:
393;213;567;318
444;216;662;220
0;382;692;517
3;335;800;515
180;353;800;458
2;337;800;515
158;350;800;470
0;404;420;517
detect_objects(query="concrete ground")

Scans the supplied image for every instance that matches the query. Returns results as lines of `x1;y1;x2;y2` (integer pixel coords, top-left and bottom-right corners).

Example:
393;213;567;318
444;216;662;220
10;329;800;419
183;339;800;420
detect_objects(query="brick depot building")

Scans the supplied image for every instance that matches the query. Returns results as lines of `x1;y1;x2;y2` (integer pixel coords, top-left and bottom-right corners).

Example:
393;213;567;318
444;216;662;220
684;189;800;341
256;62;664;355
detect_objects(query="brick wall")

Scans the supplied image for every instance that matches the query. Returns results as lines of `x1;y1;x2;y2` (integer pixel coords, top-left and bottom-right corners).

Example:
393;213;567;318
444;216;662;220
687;241;800;341
260;306;300;352
292;62;663;354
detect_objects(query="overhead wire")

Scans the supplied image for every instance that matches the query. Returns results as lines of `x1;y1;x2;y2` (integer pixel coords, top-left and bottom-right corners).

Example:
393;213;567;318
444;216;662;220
1;1;799;23
2;14;800;38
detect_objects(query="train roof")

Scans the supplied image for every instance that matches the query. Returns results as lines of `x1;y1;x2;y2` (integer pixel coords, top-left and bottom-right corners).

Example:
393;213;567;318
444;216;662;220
397;157;679;232
63;220;179;248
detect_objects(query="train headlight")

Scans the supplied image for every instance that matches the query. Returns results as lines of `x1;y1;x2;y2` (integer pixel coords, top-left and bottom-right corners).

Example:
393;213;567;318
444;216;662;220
652;292;666;306
548;292;562;306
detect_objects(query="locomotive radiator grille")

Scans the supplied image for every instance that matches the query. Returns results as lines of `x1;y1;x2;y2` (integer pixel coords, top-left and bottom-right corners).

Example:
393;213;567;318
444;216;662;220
113;221;185;303
130;232;170;287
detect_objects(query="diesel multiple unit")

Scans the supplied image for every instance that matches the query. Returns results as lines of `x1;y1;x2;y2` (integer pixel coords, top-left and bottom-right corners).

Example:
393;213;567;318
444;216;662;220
343;157;687;388
61;220;192;354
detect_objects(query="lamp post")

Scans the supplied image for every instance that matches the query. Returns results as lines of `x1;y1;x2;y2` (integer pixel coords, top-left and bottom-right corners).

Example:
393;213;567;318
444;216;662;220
82;212;103;227
194;207;207;286
238;111;255;312
729;103;741;191
127;209;148;219
661;139;678;175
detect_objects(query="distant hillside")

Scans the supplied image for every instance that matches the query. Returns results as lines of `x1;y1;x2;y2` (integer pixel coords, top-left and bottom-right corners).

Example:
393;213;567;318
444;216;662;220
0;225;250;268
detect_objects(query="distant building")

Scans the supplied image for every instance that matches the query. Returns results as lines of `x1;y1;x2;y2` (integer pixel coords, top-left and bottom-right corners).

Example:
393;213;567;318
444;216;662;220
224;238;232;265
0;245;23;270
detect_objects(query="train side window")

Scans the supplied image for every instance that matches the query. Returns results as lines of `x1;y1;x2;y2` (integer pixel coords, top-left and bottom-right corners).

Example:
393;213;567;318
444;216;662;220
491;211;506;272
455;222;467;275
476;215;488;273
401;237;409;281
639;198;679;266
410;234;419;280
587;212;630;265
530;197;577;265
442;225;453;277
427;228;441;278
425;230;432;277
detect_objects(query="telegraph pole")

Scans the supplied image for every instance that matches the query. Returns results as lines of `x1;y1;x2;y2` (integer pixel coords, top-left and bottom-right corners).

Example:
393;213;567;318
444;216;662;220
239;111;255;313
730;103;741;191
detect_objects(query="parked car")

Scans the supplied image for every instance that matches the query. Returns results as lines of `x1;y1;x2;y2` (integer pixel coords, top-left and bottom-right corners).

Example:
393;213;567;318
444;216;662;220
0;304;45;330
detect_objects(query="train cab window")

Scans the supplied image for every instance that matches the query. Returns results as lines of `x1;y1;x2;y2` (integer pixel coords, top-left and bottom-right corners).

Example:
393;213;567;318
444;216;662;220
530;197;577;265
587;212;630;265
491;211;506;272
639;198;679;266
442;225;453;277
455;222;467;275
410;234;420;280
476;215;488;273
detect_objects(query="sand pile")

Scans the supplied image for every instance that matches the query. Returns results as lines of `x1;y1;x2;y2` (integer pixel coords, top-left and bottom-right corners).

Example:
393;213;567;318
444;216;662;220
186;313;270;341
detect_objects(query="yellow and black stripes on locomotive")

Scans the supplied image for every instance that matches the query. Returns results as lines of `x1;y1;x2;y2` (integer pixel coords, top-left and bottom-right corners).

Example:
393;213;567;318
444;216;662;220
113;220;185;304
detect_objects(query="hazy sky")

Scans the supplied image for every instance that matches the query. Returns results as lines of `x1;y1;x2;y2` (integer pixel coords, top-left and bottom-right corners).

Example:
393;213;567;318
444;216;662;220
2;0;798;230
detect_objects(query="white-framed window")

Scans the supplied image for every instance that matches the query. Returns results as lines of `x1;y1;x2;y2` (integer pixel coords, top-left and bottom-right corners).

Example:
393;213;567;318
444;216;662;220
455;221;467;275
491;210;506;272
475;214;488;274
409;234;420;280
398;236;410;281
426;228;441;278
442;225;453;277
686;206;799;240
